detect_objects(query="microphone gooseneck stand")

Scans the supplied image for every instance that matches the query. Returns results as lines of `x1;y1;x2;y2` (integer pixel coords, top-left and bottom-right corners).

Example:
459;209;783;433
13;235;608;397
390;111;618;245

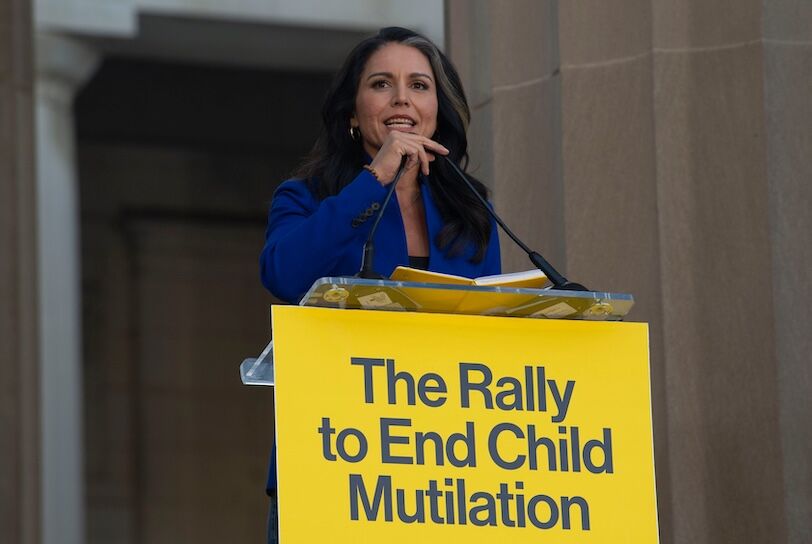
439;155;588;292
356;154;588;292
356;156;409;279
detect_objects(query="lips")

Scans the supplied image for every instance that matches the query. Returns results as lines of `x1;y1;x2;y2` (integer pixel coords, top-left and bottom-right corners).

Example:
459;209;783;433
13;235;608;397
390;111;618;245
384;115;416;128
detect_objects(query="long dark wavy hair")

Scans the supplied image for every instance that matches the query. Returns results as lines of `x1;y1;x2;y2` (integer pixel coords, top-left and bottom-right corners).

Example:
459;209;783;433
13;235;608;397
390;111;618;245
294;26;492;262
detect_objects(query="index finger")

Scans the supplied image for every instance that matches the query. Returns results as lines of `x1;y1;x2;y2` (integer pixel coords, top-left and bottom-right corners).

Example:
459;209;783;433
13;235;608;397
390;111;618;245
419;137;450;155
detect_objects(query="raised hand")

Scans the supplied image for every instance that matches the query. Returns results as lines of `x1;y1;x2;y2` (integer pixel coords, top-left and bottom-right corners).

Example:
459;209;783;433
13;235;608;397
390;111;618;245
368;131;449;183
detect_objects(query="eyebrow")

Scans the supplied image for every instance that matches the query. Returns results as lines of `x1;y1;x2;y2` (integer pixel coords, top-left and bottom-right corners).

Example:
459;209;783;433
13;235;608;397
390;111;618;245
366;71;434;81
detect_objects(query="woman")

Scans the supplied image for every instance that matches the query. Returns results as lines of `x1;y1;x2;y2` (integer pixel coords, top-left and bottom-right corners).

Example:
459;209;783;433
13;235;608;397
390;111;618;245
259;26;501;542
260;26;500;304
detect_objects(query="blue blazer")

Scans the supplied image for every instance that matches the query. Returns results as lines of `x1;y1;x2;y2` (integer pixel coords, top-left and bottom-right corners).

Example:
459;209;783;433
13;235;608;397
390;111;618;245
259;169;500;493
260;169;501;303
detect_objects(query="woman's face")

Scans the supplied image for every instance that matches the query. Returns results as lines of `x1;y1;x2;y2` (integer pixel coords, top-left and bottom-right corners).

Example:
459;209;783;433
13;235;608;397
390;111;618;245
351;43;439;157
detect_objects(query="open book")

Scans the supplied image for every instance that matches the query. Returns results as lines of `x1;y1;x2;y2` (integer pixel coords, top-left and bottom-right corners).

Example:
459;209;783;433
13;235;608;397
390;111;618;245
388;266;551;314
389;266;550;289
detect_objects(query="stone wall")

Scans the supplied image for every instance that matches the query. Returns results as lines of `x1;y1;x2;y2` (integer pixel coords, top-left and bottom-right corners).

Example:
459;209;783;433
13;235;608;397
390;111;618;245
764;3;812;542
0;0;41;542
447;1;812;542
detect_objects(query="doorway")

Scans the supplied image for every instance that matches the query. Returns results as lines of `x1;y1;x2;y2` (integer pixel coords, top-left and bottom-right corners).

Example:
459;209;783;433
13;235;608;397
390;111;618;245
76;57;331;542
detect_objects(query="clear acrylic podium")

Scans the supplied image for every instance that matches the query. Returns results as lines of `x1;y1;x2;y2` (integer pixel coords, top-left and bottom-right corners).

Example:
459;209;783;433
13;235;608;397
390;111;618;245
240;276;634;386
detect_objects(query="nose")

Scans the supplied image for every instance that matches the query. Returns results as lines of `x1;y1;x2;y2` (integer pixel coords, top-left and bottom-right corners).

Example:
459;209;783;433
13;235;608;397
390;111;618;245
392;82;410;106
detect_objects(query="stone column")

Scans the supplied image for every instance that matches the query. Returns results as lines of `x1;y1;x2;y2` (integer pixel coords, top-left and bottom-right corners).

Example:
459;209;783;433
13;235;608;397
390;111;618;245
763;3;812;543
651;2;786;542
0;0;41;542
34;32;99;544
446;0;565;274
554;1;671;539
447;1;809;543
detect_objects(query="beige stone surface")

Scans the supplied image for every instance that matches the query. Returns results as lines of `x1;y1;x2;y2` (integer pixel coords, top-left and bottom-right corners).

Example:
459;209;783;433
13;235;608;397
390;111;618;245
447;1;496;188
764;39;812;544
0;0;40;541
654;43;786;543
490;0;557;86
466;98;494;188
492;77;563;273
652;0;762;49
450;3;811;543
559;0;652;65
561;57;658;296
764;0;812;41
446;0;493;111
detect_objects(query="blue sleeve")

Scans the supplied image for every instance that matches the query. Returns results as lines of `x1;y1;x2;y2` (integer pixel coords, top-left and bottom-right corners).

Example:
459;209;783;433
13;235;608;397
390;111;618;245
259;170;389;303
482;215;502;275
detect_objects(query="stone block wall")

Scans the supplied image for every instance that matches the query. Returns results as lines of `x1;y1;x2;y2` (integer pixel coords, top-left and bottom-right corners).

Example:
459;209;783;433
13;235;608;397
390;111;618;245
447;1;812;542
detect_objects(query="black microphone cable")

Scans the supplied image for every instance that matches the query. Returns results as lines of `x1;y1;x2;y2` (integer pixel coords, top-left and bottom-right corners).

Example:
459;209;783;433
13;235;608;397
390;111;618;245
439;155;588;291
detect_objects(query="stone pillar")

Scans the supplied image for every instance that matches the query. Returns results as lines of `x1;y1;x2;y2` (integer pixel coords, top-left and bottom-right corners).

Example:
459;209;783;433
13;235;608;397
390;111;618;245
447;1;810;543
446;0;564;274
651;2;786;542
554;1;671;539
763;3;812;543
34;32;99;544
0;0;41;542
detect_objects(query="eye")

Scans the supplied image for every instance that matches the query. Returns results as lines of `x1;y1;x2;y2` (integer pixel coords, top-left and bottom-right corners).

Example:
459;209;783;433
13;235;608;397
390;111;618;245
371;79;390;89
411;80;430;90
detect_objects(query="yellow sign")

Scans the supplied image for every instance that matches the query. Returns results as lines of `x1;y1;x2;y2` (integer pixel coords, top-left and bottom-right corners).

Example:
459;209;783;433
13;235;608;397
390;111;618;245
273;306;657;543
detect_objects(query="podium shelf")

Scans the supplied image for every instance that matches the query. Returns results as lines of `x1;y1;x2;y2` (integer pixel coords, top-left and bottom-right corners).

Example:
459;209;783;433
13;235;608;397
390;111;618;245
301;276;634;320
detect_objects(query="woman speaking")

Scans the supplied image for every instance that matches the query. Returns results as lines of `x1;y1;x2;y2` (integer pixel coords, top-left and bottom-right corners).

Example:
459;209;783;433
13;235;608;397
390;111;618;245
259;26;501;542
260;26;501;304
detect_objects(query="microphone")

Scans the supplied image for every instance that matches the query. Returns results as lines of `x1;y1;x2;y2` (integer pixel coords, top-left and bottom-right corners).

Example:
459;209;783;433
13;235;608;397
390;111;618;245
356;155;409;279
439;155;588;292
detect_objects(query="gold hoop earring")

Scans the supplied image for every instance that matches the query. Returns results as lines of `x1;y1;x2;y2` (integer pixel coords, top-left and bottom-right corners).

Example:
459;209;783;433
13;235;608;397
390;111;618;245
349;126;360;141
